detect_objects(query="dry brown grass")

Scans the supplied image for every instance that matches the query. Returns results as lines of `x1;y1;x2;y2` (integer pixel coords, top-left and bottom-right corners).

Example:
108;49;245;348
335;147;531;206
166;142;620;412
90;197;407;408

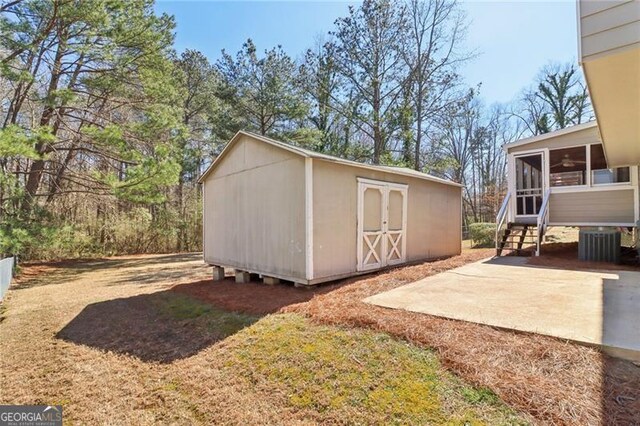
284;249;640;425
3;249;639;425
0;252;525;424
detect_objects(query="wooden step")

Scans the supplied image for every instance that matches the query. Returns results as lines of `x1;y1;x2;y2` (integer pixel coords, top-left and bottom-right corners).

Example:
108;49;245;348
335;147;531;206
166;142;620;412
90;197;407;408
500;243;537;248
503;233;537;238
501;240;538;245
496;222;542;257
507;228;537;233
501;238;538;244
502;238;538;243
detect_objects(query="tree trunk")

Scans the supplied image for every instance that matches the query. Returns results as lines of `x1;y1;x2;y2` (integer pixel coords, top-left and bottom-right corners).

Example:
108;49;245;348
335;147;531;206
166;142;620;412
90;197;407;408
45;147;76;204
23;30;68;209
372;80;382;164
176;179;184;252
415;91;423;171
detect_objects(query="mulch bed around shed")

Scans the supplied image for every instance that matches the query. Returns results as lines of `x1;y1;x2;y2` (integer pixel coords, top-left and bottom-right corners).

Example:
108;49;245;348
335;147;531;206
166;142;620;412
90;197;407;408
277;248;640;425
170;278;343;316
157;248;640;424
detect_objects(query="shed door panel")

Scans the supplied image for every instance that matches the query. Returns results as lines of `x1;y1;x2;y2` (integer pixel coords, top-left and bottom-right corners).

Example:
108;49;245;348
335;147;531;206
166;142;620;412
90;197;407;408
359;184;385;271
363;187;383;231
386;187;407;266
357;180;408;272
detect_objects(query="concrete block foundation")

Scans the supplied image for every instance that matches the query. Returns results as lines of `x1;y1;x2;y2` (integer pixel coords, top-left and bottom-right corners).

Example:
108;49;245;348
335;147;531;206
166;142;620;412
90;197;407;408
263;276;280;285
212;266;225;281
235;270;251;283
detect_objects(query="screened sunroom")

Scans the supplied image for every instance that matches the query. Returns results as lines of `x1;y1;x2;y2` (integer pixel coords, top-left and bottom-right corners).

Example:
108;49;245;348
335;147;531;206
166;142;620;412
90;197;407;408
504;121;638;228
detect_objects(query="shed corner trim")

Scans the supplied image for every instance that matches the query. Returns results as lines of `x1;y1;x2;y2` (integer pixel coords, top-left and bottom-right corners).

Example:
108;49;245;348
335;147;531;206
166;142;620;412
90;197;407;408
305;157;314;280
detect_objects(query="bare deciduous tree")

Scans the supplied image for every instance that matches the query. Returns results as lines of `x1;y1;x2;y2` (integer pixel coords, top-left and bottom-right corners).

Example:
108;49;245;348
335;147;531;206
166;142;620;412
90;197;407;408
331;0;409;164
512;62;592;135
403;0;469;170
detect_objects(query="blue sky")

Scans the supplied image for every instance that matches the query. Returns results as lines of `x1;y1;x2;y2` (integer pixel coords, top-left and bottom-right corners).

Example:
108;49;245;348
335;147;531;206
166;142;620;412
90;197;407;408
155;0;579;105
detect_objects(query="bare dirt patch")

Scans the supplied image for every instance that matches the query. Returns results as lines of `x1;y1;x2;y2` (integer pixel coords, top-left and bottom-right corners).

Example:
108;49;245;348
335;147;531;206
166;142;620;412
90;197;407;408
171;278;342;315
56;291;259;363
527;242;640;272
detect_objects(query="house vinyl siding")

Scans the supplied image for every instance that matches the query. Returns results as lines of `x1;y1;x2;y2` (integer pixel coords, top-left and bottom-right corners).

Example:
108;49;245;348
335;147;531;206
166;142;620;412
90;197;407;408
202;135;307;281
549;189;636;224
311;159;461;282
580;0;640;60
578;1;640;167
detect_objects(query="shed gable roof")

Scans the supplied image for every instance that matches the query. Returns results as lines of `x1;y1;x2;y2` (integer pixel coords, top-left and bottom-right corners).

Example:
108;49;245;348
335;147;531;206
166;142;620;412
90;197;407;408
198;131;461;187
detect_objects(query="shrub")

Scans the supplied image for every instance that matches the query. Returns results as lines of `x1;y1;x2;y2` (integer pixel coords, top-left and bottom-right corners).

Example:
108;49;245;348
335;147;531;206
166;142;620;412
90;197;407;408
1;193;203;261
0;218;98;261
469;222;496;248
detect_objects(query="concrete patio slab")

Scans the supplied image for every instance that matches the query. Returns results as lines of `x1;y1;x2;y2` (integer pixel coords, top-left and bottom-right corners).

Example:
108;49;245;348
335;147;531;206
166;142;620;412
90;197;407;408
365;257;640;361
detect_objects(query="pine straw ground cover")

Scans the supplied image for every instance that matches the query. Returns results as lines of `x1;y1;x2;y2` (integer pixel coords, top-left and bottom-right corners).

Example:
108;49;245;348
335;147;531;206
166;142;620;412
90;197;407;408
0;253;524;424
284;249;640;425
2;250;639;424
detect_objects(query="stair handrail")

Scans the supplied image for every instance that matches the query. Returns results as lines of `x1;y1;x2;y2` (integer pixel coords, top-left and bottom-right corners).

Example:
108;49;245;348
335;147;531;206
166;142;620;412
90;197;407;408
535;189;551;256
495;191;512;253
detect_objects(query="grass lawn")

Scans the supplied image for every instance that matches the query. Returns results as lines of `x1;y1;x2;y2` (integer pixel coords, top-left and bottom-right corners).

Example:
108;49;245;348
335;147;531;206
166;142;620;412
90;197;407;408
222;313;523;425
0;253;525;424
2;251;638;424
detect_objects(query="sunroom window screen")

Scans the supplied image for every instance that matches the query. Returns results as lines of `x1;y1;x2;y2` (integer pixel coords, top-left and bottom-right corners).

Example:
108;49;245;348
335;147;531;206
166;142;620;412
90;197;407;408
590;144;630;184
549;146;586;187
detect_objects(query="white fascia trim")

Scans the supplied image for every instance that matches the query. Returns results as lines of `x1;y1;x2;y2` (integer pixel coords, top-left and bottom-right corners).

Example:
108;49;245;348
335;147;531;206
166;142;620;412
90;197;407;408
356;176;409;189
503;121;598;152
549;222;637;227
550;184;634;193
576;0;583;64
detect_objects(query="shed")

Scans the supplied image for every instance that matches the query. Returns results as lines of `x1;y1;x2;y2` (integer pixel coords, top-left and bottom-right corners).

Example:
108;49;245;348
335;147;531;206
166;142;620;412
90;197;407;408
199;131;462;286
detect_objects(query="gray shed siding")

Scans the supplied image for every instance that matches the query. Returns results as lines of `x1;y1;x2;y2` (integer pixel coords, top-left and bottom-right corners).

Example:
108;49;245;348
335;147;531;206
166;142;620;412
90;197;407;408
202;135;307;281
311;159;461;282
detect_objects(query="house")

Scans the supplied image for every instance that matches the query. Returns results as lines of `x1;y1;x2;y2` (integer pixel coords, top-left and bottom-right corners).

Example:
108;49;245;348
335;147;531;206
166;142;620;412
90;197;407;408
198;131;462;286
497;0;640;256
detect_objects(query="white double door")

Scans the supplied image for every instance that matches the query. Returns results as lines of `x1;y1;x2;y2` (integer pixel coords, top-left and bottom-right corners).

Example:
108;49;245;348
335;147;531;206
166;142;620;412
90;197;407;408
357;178;408;272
